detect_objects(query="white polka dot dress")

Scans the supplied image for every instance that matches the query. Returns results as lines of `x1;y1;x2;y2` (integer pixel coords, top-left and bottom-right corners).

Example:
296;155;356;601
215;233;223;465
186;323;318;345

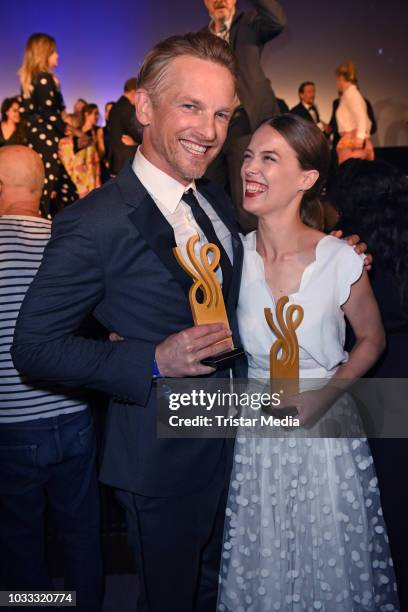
218;233;399;611
21;72;78;216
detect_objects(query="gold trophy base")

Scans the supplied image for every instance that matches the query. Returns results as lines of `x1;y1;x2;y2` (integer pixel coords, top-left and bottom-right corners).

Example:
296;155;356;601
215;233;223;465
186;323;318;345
201;347;245;369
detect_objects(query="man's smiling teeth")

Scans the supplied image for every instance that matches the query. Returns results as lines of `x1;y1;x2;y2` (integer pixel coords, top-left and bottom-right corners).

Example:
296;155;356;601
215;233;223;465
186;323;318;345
245;181;267;193
180;139;208;155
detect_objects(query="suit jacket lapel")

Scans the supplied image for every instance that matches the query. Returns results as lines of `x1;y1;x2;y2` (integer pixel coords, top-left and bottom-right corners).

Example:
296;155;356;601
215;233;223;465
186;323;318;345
116;163;192;297
115;163;244;322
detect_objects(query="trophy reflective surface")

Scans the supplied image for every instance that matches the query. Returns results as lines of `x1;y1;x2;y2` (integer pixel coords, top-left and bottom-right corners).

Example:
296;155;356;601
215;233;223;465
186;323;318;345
265;295;304;398
173;234;244;368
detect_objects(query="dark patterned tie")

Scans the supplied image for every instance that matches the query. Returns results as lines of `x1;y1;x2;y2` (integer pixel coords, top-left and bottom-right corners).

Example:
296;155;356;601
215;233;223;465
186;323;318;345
182;189;233;296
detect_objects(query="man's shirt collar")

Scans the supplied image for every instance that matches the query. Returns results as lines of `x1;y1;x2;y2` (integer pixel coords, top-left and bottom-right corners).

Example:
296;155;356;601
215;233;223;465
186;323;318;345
132;147;195;213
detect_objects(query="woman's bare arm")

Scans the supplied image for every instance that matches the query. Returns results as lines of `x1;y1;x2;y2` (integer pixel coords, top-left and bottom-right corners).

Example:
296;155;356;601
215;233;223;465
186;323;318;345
283;271;385;427
334;270;385;380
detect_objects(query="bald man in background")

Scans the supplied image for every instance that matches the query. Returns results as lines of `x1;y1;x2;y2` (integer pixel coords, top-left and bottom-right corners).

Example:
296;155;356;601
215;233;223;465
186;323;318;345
0;146;103;611
202;0;287;230
0;146;45;212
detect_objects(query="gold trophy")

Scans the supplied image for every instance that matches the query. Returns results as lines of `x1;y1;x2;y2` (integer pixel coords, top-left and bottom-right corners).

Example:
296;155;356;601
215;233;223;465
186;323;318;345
173;234;244;368
264;296;304;397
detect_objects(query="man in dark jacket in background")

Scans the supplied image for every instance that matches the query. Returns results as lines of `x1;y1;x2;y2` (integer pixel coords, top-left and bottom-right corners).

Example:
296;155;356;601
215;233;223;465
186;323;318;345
290;81;331;135
107;77;142;175
202;0;287;230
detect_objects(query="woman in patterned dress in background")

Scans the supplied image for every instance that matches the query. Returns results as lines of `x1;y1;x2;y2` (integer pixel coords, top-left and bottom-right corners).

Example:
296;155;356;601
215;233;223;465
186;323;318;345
59;105;103;198
18;33;77;217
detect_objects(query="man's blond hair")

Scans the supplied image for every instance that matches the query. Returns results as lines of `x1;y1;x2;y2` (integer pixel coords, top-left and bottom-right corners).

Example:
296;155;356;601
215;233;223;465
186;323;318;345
137;32;238;104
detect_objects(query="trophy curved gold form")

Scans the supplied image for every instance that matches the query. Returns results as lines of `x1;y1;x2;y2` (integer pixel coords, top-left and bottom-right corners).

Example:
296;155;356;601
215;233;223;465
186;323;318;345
264;296;304;395
173;234;244;368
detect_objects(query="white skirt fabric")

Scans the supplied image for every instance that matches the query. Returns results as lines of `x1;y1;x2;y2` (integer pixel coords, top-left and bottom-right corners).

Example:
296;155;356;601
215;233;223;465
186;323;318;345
218;408;399;611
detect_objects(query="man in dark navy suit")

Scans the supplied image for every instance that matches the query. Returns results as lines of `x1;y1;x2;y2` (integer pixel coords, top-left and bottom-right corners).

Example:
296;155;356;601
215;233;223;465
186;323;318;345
12;33;243;612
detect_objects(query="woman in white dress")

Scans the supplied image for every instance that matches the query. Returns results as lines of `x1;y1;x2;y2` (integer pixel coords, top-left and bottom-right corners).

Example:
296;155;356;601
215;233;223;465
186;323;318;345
218;114;398;611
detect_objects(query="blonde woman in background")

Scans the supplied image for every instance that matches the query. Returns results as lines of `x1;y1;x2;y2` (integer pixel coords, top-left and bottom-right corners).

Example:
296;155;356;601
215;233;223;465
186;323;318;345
19;33;78;216
335;61;375;164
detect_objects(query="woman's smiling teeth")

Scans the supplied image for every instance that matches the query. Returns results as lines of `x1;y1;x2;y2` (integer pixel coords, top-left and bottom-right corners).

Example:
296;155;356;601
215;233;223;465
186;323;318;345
180;139;208;156
245;180;267;195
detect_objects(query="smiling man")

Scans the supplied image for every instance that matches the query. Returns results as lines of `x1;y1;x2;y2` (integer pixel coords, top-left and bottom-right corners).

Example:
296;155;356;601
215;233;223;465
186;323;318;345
135;52;233;184
12;33;244;612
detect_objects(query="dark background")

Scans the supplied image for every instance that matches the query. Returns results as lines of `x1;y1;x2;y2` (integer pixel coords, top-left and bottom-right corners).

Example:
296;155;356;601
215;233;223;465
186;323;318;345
2;0;407;146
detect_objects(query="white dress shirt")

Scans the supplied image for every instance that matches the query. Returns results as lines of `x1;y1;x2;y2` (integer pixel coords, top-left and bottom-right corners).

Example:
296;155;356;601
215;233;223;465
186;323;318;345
132;148;233;284
336;84;371;140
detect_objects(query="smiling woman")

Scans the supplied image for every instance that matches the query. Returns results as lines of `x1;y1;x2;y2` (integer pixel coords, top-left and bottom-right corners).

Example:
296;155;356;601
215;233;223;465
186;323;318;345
218;113;399;611
242;113;330;230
